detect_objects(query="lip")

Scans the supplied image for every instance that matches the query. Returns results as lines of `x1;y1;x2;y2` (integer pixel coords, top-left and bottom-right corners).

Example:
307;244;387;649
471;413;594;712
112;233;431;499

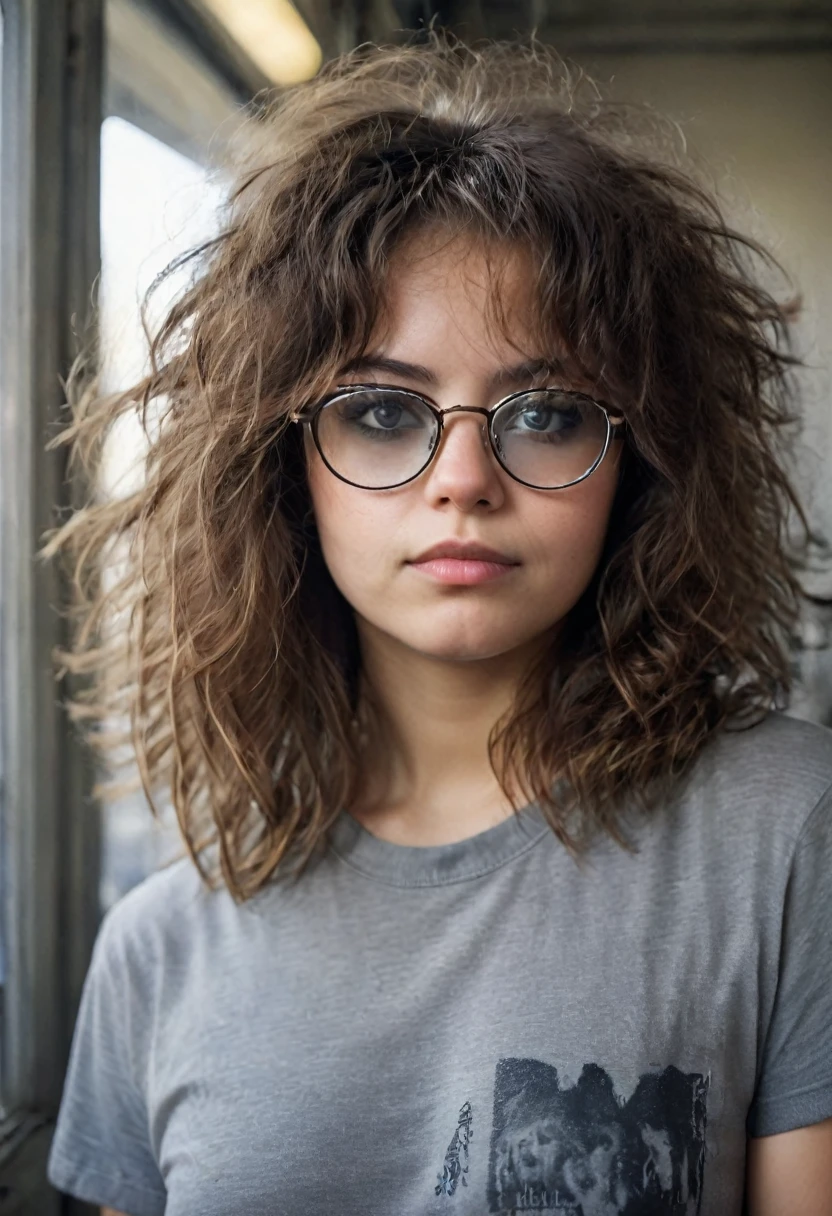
406;540;520;586
409;540;519;564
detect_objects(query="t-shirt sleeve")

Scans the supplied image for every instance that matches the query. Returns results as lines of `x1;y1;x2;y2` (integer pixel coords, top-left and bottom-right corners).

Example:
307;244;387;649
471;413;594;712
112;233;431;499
746;787;832;1138
47;901;167;1216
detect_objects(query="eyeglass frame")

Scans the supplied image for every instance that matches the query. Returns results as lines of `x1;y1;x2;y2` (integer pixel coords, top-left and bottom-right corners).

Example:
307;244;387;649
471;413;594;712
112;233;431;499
292;382;626;491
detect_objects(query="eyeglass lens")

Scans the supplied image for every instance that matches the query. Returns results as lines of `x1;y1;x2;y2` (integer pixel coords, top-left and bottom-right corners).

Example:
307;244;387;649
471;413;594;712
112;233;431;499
313;388;609;489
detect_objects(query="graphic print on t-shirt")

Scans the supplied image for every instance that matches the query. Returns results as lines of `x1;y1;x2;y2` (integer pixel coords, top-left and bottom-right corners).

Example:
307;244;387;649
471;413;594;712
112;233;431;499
436;1101;474;1196
487;1057;709;1214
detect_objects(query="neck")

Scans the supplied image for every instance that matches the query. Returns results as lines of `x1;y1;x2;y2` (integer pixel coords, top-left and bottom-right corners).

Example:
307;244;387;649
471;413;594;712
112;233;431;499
350;620;549;846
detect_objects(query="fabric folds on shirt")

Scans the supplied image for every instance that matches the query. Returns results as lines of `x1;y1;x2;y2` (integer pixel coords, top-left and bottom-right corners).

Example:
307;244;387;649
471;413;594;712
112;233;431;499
48;711;832;1216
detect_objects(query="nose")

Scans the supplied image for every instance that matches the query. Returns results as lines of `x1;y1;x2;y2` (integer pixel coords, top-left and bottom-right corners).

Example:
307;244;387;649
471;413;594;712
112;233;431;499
422;409;506;512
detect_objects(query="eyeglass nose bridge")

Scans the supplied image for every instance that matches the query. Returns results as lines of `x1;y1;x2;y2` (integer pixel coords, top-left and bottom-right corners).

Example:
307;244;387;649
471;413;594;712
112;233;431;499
433;404;493;454
439;405;491;419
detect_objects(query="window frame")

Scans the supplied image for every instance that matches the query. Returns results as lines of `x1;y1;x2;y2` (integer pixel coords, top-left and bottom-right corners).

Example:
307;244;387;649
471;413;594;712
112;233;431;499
0;1;105;1207
0;0;264;1206
105;0;257;163
0;0;105;1120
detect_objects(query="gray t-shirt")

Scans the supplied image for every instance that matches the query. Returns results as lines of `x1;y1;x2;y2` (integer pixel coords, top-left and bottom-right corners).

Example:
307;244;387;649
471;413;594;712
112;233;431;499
48;712;832;1215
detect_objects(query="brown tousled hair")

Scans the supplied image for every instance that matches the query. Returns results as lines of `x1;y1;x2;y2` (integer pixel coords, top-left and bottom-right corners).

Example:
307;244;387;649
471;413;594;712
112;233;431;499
45;33;807;900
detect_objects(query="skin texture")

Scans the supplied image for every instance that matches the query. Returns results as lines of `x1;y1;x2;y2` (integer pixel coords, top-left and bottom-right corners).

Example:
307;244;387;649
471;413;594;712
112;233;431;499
745;1121;832;1215
305;231;622;846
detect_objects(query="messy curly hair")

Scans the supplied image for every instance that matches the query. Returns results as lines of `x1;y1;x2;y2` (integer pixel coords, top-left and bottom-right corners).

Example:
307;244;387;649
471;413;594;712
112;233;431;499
45;32;807;900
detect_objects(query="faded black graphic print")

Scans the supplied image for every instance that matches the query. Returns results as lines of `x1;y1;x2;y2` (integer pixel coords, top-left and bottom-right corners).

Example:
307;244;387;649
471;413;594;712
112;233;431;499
436;1101;474;1196
487;1058;709;1214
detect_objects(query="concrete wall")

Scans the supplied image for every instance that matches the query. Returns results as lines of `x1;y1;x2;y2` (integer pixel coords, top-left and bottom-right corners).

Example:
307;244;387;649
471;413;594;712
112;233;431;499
581;50;832;542
579;50;832;720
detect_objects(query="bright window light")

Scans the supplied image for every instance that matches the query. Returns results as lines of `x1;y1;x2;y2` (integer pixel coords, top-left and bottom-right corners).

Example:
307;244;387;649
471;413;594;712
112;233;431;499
201;0;322;85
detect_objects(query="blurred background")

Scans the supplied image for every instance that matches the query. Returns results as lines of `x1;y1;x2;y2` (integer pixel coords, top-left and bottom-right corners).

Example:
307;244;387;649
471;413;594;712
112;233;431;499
0;0;830;1209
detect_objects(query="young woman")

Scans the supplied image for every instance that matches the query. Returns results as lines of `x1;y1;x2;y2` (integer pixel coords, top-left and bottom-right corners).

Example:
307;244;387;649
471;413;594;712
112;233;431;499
46;34;832;1216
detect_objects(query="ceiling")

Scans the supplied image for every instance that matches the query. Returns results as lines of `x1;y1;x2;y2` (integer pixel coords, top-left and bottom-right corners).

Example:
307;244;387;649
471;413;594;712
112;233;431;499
296;0;832;56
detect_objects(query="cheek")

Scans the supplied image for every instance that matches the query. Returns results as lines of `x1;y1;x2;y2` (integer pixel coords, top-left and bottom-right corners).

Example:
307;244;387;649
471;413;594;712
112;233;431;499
303;438;622;660
305;454;396;594
527;466;619;582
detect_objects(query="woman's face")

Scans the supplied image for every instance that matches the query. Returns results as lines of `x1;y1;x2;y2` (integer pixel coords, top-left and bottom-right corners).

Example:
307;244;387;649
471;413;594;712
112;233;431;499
305;232;622;666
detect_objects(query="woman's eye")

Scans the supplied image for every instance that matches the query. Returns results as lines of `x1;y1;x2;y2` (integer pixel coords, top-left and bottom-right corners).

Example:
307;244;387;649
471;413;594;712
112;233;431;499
367;403;405;429
340;394;424;430
512;407;579;434
519;409;554;431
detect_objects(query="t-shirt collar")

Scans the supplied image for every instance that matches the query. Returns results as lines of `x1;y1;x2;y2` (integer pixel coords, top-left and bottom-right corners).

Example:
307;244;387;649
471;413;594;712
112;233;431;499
328;802;551;887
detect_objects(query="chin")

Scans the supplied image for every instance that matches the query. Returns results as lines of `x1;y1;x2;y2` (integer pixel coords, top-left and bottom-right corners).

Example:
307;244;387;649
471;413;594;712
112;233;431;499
401;618;544;664
358;598;563;664
421;639;515;662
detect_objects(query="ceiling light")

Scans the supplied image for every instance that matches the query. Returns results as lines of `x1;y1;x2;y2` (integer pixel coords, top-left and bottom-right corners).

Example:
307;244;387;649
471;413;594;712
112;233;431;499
201;0;323;85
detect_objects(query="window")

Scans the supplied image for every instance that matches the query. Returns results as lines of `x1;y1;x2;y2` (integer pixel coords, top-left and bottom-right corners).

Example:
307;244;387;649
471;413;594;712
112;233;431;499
0;0;316;1201
98;0;236;908
98;116;225;907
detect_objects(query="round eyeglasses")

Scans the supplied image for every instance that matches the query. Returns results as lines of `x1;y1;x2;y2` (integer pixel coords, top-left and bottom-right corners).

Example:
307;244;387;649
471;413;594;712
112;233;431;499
295;384;624;491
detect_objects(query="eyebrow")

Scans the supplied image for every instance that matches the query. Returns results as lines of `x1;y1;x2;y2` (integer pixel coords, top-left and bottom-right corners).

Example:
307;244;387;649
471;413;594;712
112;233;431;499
338;354;571;391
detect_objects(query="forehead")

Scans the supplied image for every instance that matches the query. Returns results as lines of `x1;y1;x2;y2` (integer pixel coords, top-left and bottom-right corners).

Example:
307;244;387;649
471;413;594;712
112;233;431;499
374;229;539;358
348;228;598;393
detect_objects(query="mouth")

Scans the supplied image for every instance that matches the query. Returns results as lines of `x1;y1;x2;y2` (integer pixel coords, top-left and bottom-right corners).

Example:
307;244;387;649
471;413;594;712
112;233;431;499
406;541;520;586
410;540;519;564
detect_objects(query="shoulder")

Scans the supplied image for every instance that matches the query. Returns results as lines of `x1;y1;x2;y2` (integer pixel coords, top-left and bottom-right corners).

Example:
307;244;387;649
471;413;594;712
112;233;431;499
704;711;832;797
94;854;224;973
707;710;832;779
682;711;832;848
